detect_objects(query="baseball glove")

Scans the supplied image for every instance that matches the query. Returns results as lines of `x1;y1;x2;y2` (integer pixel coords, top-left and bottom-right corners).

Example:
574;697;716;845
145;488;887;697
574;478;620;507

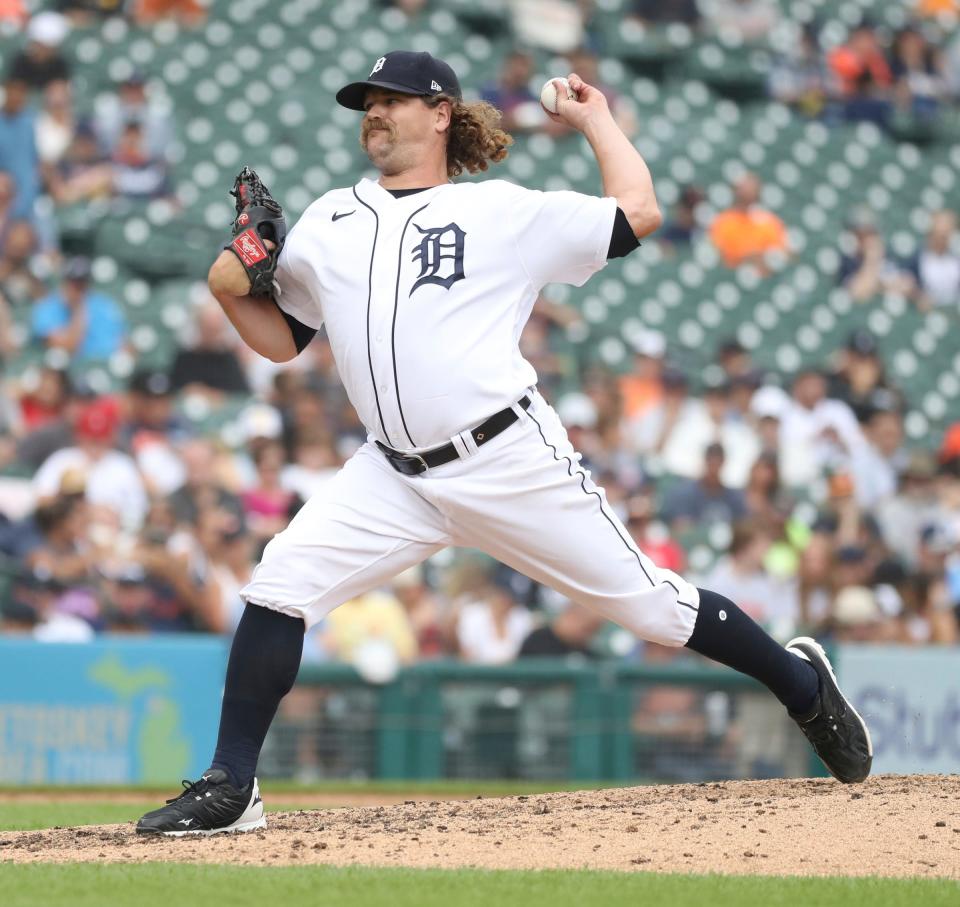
224;166;287;297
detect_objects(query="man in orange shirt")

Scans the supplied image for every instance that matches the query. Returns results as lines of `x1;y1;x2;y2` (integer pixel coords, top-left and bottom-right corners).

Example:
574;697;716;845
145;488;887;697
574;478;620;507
709;172;788;272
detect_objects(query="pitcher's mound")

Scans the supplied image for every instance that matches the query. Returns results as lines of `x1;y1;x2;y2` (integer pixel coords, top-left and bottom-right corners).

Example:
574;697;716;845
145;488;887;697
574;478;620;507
3;774;959;877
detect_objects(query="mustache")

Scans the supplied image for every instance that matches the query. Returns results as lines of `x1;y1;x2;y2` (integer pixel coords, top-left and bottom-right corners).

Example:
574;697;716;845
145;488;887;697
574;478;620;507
361;118;397;145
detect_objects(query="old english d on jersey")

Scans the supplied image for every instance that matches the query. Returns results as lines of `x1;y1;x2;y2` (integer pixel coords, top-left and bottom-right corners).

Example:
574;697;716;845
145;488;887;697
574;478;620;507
272;178;615;452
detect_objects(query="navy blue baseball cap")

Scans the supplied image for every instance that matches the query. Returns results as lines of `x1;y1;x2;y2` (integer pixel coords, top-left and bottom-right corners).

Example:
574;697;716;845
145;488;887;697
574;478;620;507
336;51;462;111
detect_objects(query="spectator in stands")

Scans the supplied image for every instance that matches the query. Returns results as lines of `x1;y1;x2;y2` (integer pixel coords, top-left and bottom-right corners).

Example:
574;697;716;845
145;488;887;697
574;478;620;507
195;506;253;634
453;565;534;664
21;490;98;624
827;329;905;424
703;520;798;634
168;438;243;526
660;375;760;488
94;71;173;160
915;0;959;20
828;20;894;125
702;0;779;44
479;50;545;134
625;489;686;573
33;396;148;531
849;406;906;510
837;213;917;302
889;24;949;123
57;0;125;21
111;121;171;200
279;427;340;501
31;256;128;361
777;368;864;488
6;12;71;91
519;600;606;656
323;586;418;666
768;22;830;116
17;366;70;432
619;329;666;427
241;439;297;555
170;298;250;397
131;0;207;27
0;1;27;27
45;121;114;205
742;450;793;531
942;422;960;467
630;0;700;28
876;451;942;569
99;515;223;634
626;364;688;459
656;184;704;251
909;210;960;311
895;569;958;644
827;584;897;643
13;563;94;641
0;77;40;222
661;442;747;529
510;0;585;54
391;565;449;658
0;167;43;306
555;391;606;473
35;79;75;168
123;369;191;497
709;172;788;272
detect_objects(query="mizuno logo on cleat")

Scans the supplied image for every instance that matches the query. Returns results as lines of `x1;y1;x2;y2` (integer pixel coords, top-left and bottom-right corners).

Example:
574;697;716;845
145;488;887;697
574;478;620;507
178;819;194;826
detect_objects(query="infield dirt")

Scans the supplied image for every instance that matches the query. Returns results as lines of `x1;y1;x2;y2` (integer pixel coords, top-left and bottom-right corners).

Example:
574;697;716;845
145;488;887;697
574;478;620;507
2;774;958;878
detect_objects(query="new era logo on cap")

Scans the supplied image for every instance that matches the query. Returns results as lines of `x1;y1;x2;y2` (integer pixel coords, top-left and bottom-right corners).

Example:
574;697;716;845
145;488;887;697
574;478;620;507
336;50;462;111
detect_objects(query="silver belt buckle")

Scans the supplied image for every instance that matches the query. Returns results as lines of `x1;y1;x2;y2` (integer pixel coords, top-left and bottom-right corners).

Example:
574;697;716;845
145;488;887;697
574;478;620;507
408;452;429;473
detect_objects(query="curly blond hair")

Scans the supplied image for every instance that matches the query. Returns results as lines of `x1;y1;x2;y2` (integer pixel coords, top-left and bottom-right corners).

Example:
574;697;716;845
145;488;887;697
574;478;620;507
427;95;513;178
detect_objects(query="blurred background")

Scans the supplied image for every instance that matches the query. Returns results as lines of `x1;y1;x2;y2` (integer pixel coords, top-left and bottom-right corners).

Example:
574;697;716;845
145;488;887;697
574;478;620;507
1;0;959;788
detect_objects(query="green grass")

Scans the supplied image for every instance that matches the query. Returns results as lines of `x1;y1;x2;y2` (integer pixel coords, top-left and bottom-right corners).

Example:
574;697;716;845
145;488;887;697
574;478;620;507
3;865;958;907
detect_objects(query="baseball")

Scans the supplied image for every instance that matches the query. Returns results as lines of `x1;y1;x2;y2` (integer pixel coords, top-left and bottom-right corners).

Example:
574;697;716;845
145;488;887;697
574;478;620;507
540;76;576;114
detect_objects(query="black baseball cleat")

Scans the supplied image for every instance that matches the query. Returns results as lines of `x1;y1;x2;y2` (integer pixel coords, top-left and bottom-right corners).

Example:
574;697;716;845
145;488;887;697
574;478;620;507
136;769;266;836
786;637;873;784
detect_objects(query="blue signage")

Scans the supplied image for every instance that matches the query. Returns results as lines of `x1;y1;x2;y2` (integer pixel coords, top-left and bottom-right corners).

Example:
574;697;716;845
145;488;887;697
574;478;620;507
0;637;228;784
838;644;960;775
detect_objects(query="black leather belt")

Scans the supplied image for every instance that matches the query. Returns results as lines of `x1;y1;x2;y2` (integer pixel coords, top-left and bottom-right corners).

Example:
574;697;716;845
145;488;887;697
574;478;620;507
376;395;532;476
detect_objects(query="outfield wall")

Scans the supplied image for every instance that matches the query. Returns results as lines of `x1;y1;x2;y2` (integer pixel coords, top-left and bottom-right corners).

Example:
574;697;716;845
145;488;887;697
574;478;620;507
0;639;955;784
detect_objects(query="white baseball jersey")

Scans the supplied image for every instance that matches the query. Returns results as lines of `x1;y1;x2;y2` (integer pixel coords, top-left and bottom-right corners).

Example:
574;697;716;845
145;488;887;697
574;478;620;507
242;177;701;649
272;178;616;451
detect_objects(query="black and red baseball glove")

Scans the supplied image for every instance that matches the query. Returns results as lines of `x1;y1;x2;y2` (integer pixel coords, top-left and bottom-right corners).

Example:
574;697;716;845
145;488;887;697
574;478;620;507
224;166;287;297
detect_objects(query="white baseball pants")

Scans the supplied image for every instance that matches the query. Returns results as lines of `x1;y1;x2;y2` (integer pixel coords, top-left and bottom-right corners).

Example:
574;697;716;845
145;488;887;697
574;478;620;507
240;390;700;646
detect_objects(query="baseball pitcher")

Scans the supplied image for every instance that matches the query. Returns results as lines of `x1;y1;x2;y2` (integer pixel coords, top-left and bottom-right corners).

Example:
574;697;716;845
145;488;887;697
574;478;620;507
137;52;871;836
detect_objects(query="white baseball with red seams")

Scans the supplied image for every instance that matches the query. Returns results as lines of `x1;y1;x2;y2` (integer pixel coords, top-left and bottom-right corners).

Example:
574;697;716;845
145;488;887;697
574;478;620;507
240;177;700;644
539;77;577;114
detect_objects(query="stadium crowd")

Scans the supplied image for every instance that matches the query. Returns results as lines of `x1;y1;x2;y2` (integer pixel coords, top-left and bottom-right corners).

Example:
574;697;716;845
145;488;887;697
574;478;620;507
1;2;959;674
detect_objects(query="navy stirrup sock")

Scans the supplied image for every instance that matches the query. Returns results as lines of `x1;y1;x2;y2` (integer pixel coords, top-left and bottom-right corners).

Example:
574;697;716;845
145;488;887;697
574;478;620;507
685;588;819;715
211;604;304;790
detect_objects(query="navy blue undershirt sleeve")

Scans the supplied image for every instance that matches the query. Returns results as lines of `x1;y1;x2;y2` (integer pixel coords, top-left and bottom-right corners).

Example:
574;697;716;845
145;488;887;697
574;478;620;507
273;300;318;354
608;207;641;259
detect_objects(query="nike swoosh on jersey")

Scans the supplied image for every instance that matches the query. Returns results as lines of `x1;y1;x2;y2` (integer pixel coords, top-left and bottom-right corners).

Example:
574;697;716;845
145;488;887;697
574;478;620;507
332;210;355;222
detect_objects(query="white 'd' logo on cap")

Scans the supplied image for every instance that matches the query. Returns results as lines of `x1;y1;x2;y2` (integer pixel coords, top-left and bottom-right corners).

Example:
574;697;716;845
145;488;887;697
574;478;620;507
370;57;386;76
430;80;442;91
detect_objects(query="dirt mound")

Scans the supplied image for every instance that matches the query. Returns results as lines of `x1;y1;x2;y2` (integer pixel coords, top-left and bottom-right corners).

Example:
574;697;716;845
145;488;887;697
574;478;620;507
2;775;959;878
